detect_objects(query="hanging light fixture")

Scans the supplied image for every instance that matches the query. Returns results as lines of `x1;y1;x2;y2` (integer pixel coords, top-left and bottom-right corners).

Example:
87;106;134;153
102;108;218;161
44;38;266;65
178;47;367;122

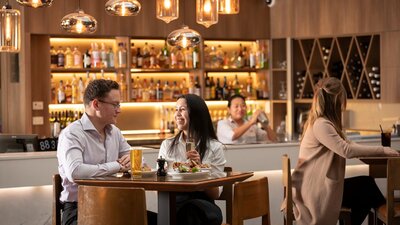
167;25;201;48
218;0;239;14
196;0;218;28
0;1;21;52
105;0;141;16
156;0;178;23
60;0;97;34
16;0;53;8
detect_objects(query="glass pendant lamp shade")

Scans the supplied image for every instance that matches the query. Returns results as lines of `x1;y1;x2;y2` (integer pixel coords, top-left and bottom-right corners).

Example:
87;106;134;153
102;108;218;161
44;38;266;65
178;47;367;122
156;0;178;23
167;25;201;48
16;0;53;8
105;0;141;16
196;0;218;28
218;0;239;14
0;3;21;52
60;9;97;34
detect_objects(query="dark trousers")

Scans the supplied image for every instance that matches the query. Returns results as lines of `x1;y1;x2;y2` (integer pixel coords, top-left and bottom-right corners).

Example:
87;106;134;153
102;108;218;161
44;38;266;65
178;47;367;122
61;202;157;225
341;176;386;225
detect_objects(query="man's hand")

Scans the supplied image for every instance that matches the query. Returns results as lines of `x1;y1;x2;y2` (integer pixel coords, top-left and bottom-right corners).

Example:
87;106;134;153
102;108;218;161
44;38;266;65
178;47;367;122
117;154;131;172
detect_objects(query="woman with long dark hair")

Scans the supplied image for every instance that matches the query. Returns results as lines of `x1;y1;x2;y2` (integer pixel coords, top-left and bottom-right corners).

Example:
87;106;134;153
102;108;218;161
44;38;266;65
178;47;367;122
158;94;226;225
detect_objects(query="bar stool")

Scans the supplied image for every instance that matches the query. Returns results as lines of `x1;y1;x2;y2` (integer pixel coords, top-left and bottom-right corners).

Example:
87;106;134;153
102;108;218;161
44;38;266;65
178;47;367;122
78;185;147;225
376;158;400;225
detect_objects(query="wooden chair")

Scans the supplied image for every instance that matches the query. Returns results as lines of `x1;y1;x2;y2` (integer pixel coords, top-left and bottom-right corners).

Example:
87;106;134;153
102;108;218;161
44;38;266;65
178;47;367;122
282;155;357;225
376;158;400;225
52;174;62;225
231;176;271;225
78;185;147;225
218;166;233;225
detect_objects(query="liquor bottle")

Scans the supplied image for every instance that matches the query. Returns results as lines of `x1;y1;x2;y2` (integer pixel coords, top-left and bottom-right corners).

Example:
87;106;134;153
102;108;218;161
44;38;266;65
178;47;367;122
184;47;193;69
136;47;143;68
148;78;156;101
149;45;158;68
210;76;216;100
71;74;78;104
100;43;108;68
136;76;143;101
243;46;250;68
246;74;254;99
194;76;201;96
180;78;189;95
176;47;184;69
53;112;61;137
188;76;194;94
57;80;66;104
131;43;137;68
91;43;101;68
49;111;55;137
83;50;91;68
163;81;172;101
50;74;56;104
141;79;150;102
50;46;58;68
131;78;138;101
142;42;150;68
78;77;85;103
170;47;177;69
215;77;223;100
57;46;65;68
222;76;229;100
237;43;244;68
249;43;256;69
204;75;211;100
64;46;73;68
72;47;82;68
209;46;218;68
159;41;170;69
118;73;127;102
153;80;162;101
222;51;230;69
192;46;200;69
233;74;241;94
216;45;224;68
64;80;72;103
107;47;115;68
172;81;180;99
117;42;127;68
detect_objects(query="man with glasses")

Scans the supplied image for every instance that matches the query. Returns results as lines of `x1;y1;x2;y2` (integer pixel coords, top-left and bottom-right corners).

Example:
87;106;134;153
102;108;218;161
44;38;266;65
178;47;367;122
57;79;156;225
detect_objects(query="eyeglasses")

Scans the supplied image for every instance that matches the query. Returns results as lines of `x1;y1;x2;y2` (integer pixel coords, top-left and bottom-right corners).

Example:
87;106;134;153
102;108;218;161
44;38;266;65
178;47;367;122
97;99;121;109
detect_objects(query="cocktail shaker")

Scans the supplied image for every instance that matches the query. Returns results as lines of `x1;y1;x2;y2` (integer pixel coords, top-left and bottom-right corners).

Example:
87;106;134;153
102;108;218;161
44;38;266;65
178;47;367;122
257;112;269;125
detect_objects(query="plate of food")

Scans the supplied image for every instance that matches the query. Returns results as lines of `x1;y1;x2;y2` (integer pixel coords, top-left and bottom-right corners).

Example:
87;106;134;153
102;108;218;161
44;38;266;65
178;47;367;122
169;160;211;179
168;170;210;179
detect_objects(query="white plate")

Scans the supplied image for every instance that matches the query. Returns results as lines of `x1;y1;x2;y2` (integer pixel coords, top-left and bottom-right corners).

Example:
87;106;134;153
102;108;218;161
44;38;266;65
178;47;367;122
168;171;210;179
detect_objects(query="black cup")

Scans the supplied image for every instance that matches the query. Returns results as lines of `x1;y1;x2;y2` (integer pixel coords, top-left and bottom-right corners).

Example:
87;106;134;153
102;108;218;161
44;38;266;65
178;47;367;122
381;132;391;147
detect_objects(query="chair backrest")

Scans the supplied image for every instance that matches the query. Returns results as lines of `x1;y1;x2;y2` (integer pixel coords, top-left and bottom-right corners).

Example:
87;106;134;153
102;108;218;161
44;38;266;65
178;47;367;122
232;176;271;225
78;185;147;225
218;166;233;225
282;154;294;225
52;174;62;225
386;158;400;223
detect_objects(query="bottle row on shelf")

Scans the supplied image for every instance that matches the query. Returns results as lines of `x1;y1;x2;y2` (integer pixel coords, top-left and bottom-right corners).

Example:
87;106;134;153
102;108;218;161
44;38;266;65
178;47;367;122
50;40;269;70
49;110;84;138
51;72;271;105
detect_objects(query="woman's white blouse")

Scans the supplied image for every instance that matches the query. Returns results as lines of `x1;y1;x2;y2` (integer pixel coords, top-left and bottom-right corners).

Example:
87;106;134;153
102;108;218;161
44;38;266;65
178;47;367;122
217;117;267;144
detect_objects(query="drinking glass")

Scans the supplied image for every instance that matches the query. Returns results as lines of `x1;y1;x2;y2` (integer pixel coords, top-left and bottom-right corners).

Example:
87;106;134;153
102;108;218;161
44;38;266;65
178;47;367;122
381;132;391;147
130;149;142;178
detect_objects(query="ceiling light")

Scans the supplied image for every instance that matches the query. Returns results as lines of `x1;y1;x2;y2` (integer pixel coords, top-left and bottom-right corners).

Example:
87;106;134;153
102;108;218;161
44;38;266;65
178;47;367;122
16;0;53;8
156;0;179;23
196;0;218;28
60;9;97;34
218;0;239;14
167;25;201;48
105;0;141;16
0;1;21;52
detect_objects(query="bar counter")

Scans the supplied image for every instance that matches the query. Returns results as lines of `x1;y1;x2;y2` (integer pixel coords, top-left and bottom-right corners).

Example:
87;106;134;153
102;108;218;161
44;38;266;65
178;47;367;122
0;137;399;225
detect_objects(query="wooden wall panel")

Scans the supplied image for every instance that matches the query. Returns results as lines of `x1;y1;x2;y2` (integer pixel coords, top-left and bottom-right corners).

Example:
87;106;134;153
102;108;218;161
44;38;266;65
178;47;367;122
24;0;270;40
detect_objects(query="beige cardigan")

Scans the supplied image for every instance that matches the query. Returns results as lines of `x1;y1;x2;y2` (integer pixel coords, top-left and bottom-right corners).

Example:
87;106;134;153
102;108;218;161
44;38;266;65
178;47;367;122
292;117;388;225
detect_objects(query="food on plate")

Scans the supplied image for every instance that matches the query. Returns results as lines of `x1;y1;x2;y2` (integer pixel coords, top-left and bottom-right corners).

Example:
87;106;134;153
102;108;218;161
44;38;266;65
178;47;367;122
141;164;152;171
173;160;210;173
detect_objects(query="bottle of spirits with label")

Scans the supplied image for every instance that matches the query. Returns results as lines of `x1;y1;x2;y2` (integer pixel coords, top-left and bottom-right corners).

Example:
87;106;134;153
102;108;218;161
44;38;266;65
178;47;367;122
50;46;58;68
57;46;65;68
72;47;82;68
117;42;127;68
83;50;91;68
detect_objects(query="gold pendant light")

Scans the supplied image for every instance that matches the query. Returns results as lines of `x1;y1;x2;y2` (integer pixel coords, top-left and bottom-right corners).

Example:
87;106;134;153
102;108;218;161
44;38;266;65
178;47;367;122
16;0;53;8
196;0;218;28
0;1;21;52
167;25;201;48
218;0;239;14
105;0;141;16
61;1;97;34
156;0;179;23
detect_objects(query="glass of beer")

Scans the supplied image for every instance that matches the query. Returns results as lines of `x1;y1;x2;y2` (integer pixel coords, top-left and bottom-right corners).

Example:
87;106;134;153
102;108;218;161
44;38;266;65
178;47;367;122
130;149;142;178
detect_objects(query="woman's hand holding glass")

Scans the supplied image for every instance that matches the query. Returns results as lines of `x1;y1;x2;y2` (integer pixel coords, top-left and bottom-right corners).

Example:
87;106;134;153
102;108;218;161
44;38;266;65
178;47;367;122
186;149;201;163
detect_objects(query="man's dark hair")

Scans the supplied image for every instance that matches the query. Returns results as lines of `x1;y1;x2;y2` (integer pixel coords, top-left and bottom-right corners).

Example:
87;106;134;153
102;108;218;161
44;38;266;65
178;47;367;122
83;79;120;106
227;94;245;107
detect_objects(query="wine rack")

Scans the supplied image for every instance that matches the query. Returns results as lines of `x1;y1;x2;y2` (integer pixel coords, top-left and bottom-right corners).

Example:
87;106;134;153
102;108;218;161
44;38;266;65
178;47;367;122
293;34;380;100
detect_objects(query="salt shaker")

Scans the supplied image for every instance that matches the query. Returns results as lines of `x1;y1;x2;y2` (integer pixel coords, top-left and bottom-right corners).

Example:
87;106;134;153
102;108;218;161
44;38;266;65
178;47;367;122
157;156;167;176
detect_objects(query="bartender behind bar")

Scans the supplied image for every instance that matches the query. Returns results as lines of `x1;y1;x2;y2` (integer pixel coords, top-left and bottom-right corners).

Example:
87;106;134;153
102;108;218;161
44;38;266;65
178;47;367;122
217;94;277;144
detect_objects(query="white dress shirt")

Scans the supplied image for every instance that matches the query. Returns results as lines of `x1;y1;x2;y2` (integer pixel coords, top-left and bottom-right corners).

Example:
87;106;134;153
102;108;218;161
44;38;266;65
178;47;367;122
57;113;131;202
217;116;267;144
